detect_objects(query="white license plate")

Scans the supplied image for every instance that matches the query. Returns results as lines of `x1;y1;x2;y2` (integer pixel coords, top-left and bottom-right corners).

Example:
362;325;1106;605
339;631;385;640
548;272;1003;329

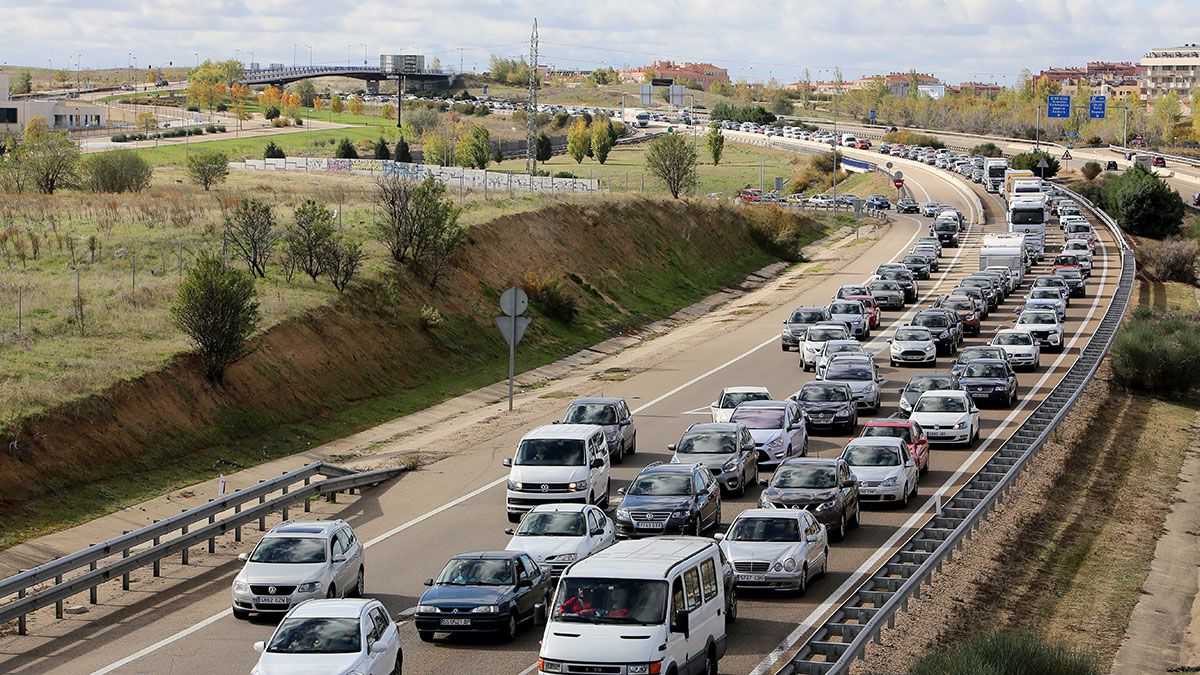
636;521;665;530
737;574;766;582
255;596;289;604
440;618;471;626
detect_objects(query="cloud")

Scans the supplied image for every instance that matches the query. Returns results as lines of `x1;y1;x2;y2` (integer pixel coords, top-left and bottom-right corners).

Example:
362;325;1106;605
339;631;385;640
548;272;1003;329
3;0;1199;84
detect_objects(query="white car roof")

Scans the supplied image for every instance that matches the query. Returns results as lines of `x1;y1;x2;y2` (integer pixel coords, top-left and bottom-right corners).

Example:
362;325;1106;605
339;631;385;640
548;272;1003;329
527;503;590;514
732;508;802;520
845;436;904;448
917;390;970;401
522;424;604;441
722;386;770;395
567;537;716;579
289;598;373;618
995;328;1033;336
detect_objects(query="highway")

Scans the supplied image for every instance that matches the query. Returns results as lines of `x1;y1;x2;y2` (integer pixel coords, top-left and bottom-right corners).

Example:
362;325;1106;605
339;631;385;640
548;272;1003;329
0;134;1120;675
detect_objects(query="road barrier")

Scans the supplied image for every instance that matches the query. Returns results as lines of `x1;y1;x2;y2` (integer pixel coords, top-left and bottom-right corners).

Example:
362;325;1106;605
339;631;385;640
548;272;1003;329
0;462;404;632
779;183;1134;674
1107;144;1200;170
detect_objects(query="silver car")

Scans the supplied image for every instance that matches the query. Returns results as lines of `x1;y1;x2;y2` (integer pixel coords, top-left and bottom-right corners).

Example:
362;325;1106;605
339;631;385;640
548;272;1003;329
669;422;759;497
781;306;832;352
561;396;637;463
801;322;851;371
232;520;365;619
868;280;905;310
828;299;870;338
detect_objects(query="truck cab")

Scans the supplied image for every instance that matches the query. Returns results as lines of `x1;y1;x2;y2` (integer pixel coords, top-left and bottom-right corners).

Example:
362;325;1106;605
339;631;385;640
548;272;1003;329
933;217;960;247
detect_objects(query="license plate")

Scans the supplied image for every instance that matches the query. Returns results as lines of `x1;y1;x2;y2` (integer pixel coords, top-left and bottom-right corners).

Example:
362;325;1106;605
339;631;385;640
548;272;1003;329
737;574;766;582
440;618;471;626
636;521;665;530
255;596;289;604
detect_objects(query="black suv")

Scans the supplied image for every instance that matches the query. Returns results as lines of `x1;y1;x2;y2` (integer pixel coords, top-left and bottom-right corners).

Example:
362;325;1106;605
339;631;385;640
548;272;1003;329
876;269;918;303
613;462;721;538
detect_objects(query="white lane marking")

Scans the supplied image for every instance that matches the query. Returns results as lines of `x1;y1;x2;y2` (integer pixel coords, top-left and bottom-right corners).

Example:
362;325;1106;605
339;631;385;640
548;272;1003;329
91;610;232;675
749;213;1113;675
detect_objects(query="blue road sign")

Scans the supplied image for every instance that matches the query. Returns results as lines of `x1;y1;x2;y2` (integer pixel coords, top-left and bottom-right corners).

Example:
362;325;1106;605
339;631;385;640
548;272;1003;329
1047;95;1071;118
483;84;489;95
1065;131;1079;137
1089;95;1106;119
869;109;877;122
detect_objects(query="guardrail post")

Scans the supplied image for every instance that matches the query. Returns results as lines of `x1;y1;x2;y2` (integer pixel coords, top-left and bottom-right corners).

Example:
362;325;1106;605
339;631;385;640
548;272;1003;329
208;502;217;554
282;483;289;522
258;488;266;531
122;531;131;590
54;560;63;619
17;579;26;635
234;505;242;542
304;477;311;512
180;513;190;565
89;552;98;604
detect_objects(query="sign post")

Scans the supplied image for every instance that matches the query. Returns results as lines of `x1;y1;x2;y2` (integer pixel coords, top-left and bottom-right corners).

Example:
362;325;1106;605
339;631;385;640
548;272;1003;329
1036;157;1050;179
869;109;877;123
495;288;531;411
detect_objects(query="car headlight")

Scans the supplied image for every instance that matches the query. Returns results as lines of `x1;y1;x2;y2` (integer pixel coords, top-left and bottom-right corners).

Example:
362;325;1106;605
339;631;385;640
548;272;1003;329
627;663;662;675
722;459;739;473
994;385;1008;391
672;509;691;519
760;497;775;508
767;437;784;449
939;331;948;339
900;397;913;411
835;407;850;417
865;383;877;393
773;561;783;571
296;582;319;593
233;580;249;593
953;420;968;429
782;557;797;572
507;480;522;490
418;605;440;613
568;480;588;491
816;499;838;511
548;553;577;563
472;605;500;613
616;508;630;520
880;476;899;487
924;344;935;352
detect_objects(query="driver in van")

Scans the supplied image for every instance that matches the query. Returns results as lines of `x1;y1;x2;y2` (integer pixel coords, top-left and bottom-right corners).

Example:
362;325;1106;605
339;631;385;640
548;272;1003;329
558;587;596;615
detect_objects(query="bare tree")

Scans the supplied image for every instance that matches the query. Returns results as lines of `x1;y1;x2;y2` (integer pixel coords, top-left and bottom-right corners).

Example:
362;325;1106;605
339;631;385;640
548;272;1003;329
322;237;364;293
223;198;277;278
372;173;417;264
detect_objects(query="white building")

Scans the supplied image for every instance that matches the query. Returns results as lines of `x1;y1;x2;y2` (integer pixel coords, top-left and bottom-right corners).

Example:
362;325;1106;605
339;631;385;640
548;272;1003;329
0;73;107;131
1139;44;1200;101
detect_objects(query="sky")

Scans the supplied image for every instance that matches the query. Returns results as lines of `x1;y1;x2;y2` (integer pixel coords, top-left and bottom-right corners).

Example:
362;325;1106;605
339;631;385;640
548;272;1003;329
3;0;1200;85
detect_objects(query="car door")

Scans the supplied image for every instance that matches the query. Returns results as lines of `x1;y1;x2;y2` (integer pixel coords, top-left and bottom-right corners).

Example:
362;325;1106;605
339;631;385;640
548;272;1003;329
588;434;609;496
618;400;635;450
330;532;350;594
1006;364;1018;397
667;577;690;670
801;512;822;572
343;527;364;584
703;471;721;527
361;608;385;674
901;447;918;488
838;461;857;516
910;423;929;470
788;403;807;455
367;606;398;674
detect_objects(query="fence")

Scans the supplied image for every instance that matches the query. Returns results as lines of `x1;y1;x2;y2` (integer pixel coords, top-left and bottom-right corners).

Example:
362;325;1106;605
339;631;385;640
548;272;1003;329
0;461;404;632
231;157;600;195
778;183;1134;674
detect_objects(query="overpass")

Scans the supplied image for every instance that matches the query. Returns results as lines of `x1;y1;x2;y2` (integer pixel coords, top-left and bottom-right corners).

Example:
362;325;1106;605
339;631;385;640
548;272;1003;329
240;64;456;92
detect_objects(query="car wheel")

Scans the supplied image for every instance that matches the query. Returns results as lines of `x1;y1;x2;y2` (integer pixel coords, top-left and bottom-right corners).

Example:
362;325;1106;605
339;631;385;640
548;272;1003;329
713;502;722;530
727;586;738;623
418;630;436;643
232;607;250;620
734;471;746;498
850;502;861;528
391;653;403;675
890;359;897;367
692;518;703;537
834;512;846;541
820;547;829;578
705;647;719;675
900;484;909;508
536;591;550;625
500;614;518;643
781;344;789;352
613;441;624;465
627;433;636;455
598;479;611;509
353;567;365;598
327;584;336;599
798;565;808;596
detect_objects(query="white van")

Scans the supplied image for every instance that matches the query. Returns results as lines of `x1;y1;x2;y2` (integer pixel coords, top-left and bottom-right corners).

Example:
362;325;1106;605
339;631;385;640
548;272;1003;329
840;133;857;147
505;424;613;523
538;537;728;675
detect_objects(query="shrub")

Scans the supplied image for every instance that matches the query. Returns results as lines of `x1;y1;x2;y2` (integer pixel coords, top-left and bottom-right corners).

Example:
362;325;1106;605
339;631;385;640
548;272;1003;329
969;142;1003;158
216;125;227;133
1010;150;1060;178
170;253;261;382
263;105;281;120
223;197;278;278
1138;238;1198;284
82;149;153;193
373;137;391;160
205;124;218;133
746;207;825;262
185;151;229;191
394;137;412;163
111;133;128;143
1086;135;1104;147
419;305;444;330
910;631;1100;675
883;131;945;149
293;117;303;127
1099;165;1185;238
334;138;358;159
553;171;577;179
270;117;289;128
263;140;286;159
536;133;553;162
523;270;579;323
185;104;200;112
1081;161;1102;180
215;102;228;112
1112;306;1200;395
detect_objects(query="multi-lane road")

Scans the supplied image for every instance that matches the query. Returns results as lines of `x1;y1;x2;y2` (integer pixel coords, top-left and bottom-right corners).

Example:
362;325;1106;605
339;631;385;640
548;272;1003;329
0;133;1120;675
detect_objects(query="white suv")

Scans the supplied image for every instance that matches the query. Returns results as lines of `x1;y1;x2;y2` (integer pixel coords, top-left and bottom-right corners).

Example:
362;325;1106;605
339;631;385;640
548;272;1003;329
232;520;365;619
504;424;612;523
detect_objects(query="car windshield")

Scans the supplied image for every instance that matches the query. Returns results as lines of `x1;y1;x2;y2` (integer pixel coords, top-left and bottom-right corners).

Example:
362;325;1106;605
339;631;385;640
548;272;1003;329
914;315;948;328
266;618;360;654
830;302;862;314
1058;269;1082;280
896;328;931;341
871;281;901;292
1055;256;1078;266
806;326;845;341
553;578;667;625
515;438;586;466
789;310;826;323
906;376;955;394
903;257;925;265
1067;224;1091;233
1010;209;1045;225
861;425;913;443
944;299;974;312
800;384;850;402
627;473;693;496
825;343;861;357
676;431;737;454
995;332;1033;346
730;408;784;429
437;558;515;585
915;396;967;412
774;465;837;488
935;221;958;232
825;363;873;381
515;512;586;537
843;445;901;466
965;363;1007;378
564;404;617;425
1019;312;1057;325
880;271;908;281
1030;289;1059;299
249;537;326;564
728;517;801;542
719;391;769;408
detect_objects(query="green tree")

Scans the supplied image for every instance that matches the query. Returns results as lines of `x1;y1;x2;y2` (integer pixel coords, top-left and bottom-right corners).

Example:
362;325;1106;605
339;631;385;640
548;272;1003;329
321;236;363;293
284;199;336;281
1101;164;1185;238
373;137;391;160
171;253;261;382
591;116;614;164
769;91;795;116
1081;160;1102;181
1010;150;1060;178
334;137;358;159
566;117;590;163
394;137;413;163
185;151;229;191
13;71;33;95
1153;90;1182;143
82;149;152;193
224;197;278;278
330;94;344;114
536;133;553;162
455;124;492;169
294;79;317;107
1192;88;1200;138
645;132;698;198
19;127;80;194
705;124;725;166
263;140;286;159
421;132;451;166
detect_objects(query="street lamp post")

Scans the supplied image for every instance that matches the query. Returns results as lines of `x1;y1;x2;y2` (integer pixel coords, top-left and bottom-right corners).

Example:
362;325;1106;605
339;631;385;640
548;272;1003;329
306;45;313;68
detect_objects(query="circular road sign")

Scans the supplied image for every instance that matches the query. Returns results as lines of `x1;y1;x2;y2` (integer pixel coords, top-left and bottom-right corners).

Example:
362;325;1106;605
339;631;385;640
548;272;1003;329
500;287;529;317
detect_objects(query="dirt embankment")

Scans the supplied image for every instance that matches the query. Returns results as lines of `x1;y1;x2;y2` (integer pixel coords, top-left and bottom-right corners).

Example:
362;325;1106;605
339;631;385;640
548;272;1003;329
0;198;820;533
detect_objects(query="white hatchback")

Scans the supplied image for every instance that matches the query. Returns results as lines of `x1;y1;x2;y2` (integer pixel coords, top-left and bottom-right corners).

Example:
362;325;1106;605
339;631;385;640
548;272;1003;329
908;391;980;446
992;329;1041;371
504;503;615;577
710;386;772;423
252;599;402;675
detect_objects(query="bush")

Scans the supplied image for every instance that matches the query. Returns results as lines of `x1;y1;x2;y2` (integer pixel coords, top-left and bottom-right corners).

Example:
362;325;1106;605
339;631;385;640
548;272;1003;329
745;207;825;262
216;125;226;133
171;254;261;382
270;117;289;128
536;133;553;162
373;137;391;160
883;131;945;149
1112;306;1200;395
263;105;281;120
1081;161;1102;181
185;104;200;112
553;171;577;179
111;133;128;143
969;142;1003;158
293;117;303;127
334;138;358;159
910;631;1100;675
82;149;153;193
523;270;579;323
419;305;444;330
1138;238;1198;284
216;102;228;113
1010;150;1060;178
263;140;286;159
185;151;229;191
205;124;218;133
1099;165;1185;238
1086;135;1104;147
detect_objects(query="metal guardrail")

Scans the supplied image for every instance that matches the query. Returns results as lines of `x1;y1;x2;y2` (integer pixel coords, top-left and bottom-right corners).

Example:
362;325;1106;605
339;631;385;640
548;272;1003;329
1107;144;1200;170
0;461;403;632
779;184;1135;674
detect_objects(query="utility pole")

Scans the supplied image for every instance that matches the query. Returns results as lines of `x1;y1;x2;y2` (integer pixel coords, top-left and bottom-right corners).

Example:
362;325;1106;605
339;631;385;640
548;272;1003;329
525;18;539;177
459;48;464;76
1035;104;1041;150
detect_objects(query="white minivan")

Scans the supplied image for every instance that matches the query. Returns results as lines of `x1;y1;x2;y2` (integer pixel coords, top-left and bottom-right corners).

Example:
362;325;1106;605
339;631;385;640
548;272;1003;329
505;424;612;523
538;537;728;675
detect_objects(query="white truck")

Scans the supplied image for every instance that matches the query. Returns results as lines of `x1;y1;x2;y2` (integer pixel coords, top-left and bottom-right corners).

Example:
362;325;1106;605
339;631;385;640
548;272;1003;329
1007;195;1048;260
984;158;1009;193
980;233;1028;286
634;110;650;128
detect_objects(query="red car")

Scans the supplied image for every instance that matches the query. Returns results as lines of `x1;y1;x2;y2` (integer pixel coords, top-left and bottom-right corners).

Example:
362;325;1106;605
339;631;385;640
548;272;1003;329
739;188;763;203
1052;255;1083;275
855;139;872;149
858;419;930;474
1152;156;1166;168
845;294;882;329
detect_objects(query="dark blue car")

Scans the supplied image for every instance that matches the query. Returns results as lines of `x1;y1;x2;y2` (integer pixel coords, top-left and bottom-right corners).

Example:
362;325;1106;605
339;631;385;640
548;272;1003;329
612;462;721;538
866;195;891;210
415;551;552;643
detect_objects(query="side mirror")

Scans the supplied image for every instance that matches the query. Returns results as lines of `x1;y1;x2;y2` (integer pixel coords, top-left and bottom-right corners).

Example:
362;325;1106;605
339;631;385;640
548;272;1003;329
713;532;725;541
885;337;893;343
905;460;915;468
332;554;347;564
504;528;515;535
590;458;604;469
841;479;856;488
758;479;769;487
617;487;626;495
424;578;435;587
518;578;533;588
253;641;266;654
552;420;561;425
875;376;884;383
370;640;389;655
667;443;677;452
591;528;604;536
502;458;513;467
710;402;719;409
672;610;691;636
237;553;248;562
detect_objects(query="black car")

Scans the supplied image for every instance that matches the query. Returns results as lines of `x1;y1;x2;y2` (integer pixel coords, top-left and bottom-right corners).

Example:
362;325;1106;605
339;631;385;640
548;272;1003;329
791;381;858;432
1105;160;1118;171
911;310;957;355
901;255;931;280
959;277;999;311
920;307;964;346
958;358;1018;407
877;269;918;303
951;346;1010;378
896;198;920;214
416;551;553;642
757;457;861;540
897;373;961;417
614;462;721;538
